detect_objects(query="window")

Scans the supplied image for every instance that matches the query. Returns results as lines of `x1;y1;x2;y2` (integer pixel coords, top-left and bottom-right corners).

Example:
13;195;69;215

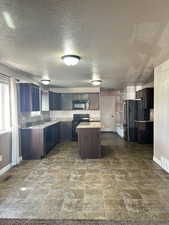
0;76;10;132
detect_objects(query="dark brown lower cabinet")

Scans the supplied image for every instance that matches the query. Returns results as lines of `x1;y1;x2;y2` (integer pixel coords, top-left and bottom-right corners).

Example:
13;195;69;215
44;123;60;154
21;122;60;160
136;121;153;144
60;121;72;142
77;128;101;159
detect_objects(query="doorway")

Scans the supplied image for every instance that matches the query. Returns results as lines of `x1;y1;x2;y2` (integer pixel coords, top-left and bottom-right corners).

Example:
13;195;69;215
100;94;116;132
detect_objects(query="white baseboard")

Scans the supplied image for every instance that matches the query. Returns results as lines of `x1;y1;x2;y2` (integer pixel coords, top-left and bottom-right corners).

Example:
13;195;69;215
153;156;169;173
0;164;12;176
19;156;22;163
116;127;124;138
0;157;22;176
153;156;161;165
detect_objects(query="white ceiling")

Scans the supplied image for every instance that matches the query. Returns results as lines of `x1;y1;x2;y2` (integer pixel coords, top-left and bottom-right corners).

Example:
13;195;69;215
1;0;169;89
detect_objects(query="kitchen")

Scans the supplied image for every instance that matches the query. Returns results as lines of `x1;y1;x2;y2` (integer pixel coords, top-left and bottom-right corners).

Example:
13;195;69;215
19;81;154;160
0;73;156;221
19;84;101;160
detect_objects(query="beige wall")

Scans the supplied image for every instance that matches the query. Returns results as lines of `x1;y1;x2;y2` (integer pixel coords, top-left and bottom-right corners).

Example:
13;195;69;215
0;64;38;171
0;132;12;169
154;59;169;172
115;90;124;138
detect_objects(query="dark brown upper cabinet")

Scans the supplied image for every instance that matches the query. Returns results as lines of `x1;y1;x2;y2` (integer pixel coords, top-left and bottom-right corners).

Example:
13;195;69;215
136;88;154;109
61;93;73;110
60;93;100;110
49;91;61;110
19;83;40;112
88;93;100;110
48;92;100;111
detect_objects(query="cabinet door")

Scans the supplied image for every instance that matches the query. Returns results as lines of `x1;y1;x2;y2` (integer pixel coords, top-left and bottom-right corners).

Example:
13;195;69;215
56;123;60;143
19;83;31;112
49;92;61;110
89;93;99;110
49;91;54;110
44;124;60;154
51;125;56;148
60;122;72;142
44;127;50;154
145;88;154;109
72;93;88;100
50;123;60;146
148;88;154;108
142;89;147;108
142;88;154;109
31;84;40;111
61;94;73;110
20;83;40;112
54;93;61;110
21;129;44;159
136;90;143;99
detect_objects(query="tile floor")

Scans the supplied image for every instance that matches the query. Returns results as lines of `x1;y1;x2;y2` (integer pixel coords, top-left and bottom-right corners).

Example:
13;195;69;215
0;133;169;220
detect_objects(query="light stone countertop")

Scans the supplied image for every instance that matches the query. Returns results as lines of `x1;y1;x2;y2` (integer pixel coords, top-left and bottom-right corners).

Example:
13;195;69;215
77;122;101;129
21;117;100;129
22;120;61;129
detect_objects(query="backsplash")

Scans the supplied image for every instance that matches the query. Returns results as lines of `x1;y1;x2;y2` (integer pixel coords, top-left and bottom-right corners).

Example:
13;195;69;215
50;110;100;120
19;111;50;127
19;110;100;127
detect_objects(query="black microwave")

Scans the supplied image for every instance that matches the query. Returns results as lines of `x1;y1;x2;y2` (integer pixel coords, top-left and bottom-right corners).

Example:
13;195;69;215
72;100;89;110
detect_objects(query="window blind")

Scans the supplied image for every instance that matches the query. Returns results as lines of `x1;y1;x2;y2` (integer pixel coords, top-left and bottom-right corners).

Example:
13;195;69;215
0;74;10;132
0;73;9;84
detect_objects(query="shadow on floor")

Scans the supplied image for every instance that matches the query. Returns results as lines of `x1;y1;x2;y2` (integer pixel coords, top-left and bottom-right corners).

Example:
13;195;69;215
101;145;114;157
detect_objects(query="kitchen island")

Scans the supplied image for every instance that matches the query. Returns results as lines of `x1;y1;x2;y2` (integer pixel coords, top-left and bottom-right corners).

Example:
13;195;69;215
77;122;101;159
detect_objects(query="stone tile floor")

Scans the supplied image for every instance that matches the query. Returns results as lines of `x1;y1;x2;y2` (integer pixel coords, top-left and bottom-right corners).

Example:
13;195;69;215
0;133;169;220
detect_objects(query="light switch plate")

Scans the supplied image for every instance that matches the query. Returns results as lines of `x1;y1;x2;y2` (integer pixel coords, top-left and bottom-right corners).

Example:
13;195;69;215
0;155;2;161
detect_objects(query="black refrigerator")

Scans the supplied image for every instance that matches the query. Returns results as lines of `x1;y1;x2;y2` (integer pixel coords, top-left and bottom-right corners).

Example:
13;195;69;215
123;100;149;142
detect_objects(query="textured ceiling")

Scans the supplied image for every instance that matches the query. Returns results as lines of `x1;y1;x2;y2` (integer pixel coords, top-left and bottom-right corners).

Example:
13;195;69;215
0;0;169;88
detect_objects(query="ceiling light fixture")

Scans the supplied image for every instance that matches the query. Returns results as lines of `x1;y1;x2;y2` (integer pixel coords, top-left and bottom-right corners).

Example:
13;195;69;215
61;55;81;66
41;79;50;85
2;11;15;29
20;187;27;191
91;79;102;86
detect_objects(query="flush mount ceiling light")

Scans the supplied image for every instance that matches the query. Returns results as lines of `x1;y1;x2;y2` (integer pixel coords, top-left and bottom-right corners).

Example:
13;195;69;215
2;11;15;29
41;79;50;85
61;55;81;66
91;79;102;86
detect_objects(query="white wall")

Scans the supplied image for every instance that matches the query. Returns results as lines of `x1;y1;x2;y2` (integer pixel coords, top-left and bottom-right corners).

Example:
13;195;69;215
143;81;154;89
124;86;136;100
0;63;36;173
154;59;169;173
51;87;100;93
50;110;100;121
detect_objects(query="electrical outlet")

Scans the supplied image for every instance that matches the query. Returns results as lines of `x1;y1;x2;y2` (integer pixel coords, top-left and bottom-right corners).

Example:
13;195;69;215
0;155;2;161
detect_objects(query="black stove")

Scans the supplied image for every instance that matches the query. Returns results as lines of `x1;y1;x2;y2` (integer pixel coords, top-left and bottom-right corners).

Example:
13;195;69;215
72;114;90;141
